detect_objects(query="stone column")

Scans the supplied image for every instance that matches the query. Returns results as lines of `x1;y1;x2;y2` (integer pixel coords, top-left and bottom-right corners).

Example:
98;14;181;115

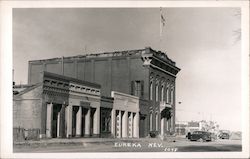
170;116;174;133
46;103;53;138
66;105;72;138
166;119;169;132
133;112;139;138
57;111;61;137
161;117;164;136
65;105;68;136
128;112;133;138
111;109;116;137
84;108;91;137
117;110;122;138
76;106;82;137
149;113;153;131
122;111;128;138
156;113;159;131
93;107;100;137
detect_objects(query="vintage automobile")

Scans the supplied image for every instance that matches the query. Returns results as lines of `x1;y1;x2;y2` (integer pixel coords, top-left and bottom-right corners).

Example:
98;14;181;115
219;132;230;139
189;131;212;142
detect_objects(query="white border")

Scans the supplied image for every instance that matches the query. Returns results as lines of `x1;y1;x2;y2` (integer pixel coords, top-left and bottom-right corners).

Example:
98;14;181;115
0;1;249;158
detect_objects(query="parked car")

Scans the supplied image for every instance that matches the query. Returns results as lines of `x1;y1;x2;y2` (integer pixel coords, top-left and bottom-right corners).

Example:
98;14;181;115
189;131;212;142
219;132;230;139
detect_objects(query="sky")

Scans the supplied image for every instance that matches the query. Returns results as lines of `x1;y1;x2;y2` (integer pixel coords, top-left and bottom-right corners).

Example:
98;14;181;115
13;8;241;131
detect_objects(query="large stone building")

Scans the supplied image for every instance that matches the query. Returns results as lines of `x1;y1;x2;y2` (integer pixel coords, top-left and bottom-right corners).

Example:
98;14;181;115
14;47;180;139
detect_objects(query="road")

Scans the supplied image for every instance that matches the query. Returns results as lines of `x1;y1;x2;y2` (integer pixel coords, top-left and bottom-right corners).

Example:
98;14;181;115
14;138;241;152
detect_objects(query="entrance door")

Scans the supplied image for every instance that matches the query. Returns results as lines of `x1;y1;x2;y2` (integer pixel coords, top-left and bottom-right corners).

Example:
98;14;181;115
81;108;86;137
52;104;62;138
72;106;79;137
100;108;112;138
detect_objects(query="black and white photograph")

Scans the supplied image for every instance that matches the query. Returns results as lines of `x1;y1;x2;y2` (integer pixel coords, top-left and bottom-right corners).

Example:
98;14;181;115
0;0;249;158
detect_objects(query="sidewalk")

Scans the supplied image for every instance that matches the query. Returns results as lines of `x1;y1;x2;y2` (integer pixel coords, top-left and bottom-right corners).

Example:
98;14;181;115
14;138;132;147
14;136;182;147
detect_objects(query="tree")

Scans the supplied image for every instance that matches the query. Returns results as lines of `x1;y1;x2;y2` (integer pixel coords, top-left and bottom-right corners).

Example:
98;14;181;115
200;120;219;133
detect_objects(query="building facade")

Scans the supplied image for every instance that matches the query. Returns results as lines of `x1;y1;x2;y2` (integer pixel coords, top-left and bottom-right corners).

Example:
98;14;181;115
111;91;140;138
175;121;204;136
14;47;180;139
14;72;102;139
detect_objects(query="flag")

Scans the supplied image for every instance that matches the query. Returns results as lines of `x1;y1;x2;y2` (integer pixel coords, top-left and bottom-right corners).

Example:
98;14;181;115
161;14;166;26
160;7;166;37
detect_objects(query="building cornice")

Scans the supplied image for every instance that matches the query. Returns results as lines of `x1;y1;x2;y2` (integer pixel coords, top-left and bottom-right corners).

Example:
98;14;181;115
111;91;139;100
152;55;181;72
43;71;101;89
150;64;177;78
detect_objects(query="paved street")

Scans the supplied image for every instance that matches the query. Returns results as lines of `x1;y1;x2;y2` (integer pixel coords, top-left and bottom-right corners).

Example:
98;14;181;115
14;137;241;152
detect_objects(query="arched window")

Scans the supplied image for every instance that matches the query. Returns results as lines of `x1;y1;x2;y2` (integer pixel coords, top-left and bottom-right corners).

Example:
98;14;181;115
150;81;153;100
171;88;174;104
155;113;159;131
150;112;153;131
161;85;164;102
166;87;169;103
155;78;159;102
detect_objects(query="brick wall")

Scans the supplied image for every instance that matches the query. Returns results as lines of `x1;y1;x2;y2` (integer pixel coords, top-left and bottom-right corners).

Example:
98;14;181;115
13;85;43;130
29;55;149;99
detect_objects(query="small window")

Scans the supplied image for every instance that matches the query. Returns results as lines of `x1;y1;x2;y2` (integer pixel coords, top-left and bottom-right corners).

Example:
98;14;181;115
131;80;144;98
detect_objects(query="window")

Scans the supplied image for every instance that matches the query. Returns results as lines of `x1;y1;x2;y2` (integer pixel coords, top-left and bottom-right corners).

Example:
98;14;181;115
161;85;164;102
171;89;174;104
131;80;144;98
166;87;169;103
155;83;159;101
169;89;171;104
101;117;111;132
150;81;153;100
150;113;153;131
155;113;159;131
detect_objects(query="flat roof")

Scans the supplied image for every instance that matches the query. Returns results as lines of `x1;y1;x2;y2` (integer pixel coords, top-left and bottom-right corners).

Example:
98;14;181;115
29;47;178;67
43;71;101;89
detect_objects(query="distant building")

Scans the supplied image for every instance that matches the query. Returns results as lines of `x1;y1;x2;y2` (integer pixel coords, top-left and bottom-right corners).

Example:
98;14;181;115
14;47;180;139
175;121;201;135
175;120;221;136
187;121;201;132
175;121;188;135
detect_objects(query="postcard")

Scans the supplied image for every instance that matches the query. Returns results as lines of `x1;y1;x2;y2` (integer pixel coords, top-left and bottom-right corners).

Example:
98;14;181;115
0;0;249;158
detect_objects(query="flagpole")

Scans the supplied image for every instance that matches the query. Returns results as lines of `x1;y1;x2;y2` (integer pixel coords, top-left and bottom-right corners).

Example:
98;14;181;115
160;7;162;51
160;7;167;53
